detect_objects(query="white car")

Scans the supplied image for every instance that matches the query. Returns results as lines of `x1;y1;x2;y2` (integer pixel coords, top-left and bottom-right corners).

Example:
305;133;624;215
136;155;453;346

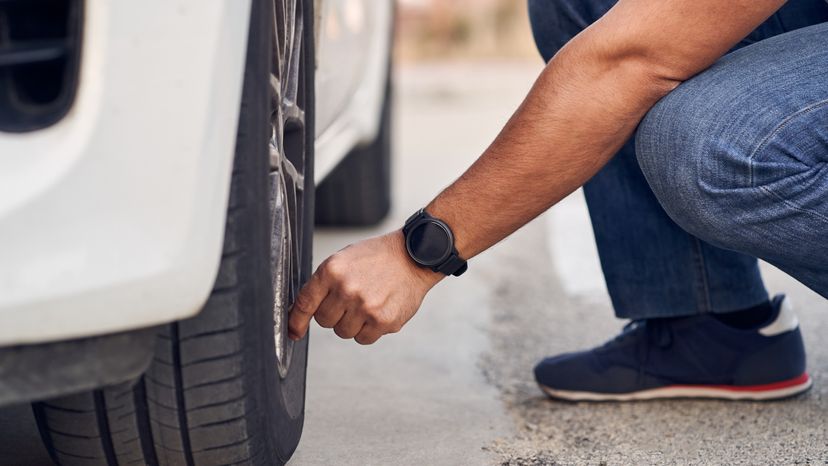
0;0;393;464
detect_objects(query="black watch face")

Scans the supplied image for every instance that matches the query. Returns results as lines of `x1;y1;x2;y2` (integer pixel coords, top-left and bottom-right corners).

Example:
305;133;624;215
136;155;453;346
406;220;452;266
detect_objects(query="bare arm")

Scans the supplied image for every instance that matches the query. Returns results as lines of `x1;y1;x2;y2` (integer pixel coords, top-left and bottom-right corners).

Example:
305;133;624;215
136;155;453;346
429;0;785;259
288;0;785;344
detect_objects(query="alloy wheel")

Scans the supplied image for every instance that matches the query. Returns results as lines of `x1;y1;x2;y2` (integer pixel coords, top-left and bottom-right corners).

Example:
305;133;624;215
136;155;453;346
269;0;307;379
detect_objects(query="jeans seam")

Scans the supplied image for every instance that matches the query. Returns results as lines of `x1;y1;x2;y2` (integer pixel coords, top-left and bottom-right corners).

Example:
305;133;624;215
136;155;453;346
759;185;828;224
748;99;828;186
690;238;712;313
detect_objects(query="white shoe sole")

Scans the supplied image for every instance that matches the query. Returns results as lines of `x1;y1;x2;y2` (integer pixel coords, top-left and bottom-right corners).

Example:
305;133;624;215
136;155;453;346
540;373;812;401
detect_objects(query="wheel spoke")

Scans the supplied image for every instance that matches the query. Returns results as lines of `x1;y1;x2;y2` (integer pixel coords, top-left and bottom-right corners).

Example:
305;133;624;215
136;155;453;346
270;171;293;378
282;102;305;125
273;1;286;71
272;145;305;189
283;1;302;107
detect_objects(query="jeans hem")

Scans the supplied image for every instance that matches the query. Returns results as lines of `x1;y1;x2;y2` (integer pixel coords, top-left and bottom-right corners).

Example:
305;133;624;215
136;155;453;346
612;289;771;320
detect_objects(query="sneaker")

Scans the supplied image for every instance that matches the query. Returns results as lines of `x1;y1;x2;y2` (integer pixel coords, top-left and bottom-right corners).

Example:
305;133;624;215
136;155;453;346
534;295;811;401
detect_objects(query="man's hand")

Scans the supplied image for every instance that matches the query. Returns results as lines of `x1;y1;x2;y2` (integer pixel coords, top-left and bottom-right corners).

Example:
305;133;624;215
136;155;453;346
288;231;444;344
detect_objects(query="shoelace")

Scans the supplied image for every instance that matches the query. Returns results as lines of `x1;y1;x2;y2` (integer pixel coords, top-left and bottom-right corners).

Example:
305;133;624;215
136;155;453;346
608;319;674;384
608;319;673;348
645;319;673;349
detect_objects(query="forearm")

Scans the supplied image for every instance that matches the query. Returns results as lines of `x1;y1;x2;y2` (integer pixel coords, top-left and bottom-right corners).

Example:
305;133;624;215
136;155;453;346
426;34;676;259
426;0;783;261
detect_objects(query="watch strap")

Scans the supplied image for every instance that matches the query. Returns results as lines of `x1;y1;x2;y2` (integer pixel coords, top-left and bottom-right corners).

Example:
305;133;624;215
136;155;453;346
402;209;423;236
403;209;424;231
436;253;468;277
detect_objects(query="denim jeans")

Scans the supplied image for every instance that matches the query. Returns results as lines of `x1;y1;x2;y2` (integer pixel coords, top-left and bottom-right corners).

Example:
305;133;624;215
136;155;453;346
528;0;828;319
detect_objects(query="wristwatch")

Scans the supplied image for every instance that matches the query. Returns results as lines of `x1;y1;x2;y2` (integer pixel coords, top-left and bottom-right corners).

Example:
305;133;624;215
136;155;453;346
402;208;468;277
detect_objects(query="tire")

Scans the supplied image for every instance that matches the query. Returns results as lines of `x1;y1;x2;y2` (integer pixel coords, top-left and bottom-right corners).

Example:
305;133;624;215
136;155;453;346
33;381;153;466
33;0;314;464
314;76;393;227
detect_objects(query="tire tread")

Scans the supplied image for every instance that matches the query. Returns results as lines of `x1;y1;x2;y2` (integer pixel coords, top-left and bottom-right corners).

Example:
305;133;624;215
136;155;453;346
33;381;150;466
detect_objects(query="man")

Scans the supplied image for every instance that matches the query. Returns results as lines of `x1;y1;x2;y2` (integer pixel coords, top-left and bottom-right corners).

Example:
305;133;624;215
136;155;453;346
289;0;828;401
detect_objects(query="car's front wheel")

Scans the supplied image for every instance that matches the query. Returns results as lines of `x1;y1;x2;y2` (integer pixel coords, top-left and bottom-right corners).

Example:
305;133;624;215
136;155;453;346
32;0;314;464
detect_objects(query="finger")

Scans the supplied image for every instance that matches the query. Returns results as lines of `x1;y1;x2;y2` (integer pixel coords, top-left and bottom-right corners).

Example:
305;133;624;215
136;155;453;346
354;325;383;345
288;274;328;340
333;309;366;340
313;294;346;329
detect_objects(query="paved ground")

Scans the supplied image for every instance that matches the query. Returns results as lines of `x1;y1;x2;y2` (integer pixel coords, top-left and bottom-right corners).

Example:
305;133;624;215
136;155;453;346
290;62;539;466
293;62;828;465
1;62;826;466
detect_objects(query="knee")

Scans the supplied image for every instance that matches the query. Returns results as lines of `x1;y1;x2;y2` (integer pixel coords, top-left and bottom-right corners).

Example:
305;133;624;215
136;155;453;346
634;83;748;250
528;0;612;62
635;50;828;253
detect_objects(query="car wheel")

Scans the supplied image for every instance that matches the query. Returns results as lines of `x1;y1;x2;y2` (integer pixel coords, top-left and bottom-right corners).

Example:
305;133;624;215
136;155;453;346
314;71;393;227
32;0;314;464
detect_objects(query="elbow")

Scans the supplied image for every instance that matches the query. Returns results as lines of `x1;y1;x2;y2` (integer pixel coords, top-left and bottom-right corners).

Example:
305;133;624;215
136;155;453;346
593;46;688;103
572;35;691;101
629;56;685;101
546;34;690;109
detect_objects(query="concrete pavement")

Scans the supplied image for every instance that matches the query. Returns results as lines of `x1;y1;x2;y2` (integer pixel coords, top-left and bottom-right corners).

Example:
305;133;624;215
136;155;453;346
291;62;539;465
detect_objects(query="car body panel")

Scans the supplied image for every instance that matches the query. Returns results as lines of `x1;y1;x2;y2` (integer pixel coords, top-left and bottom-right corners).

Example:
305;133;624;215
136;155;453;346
0;0;392;347
314;0;393;181
0;0;251;345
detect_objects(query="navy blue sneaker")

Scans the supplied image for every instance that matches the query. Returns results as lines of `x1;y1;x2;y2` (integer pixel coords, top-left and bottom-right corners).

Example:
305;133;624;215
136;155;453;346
534;295;811;401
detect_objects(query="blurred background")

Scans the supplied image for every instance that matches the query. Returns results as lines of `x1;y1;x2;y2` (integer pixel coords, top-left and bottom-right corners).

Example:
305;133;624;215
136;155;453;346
395;0;538;61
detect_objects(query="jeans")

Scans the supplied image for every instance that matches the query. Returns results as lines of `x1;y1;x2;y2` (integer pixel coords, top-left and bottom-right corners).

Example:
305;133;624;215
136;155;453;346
528;0;828;319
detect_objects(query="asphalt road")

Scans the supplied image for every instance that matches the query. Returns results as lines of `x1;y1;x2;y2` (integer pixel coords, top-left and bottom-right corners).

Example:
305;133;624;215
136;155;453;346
2;62;827;466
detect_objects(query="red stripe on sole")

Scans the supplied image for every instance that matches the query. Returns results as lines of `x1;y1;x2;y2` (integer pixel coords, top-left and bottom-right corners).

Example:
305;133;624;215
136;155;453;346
671;372;810;393
540;373;812;401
